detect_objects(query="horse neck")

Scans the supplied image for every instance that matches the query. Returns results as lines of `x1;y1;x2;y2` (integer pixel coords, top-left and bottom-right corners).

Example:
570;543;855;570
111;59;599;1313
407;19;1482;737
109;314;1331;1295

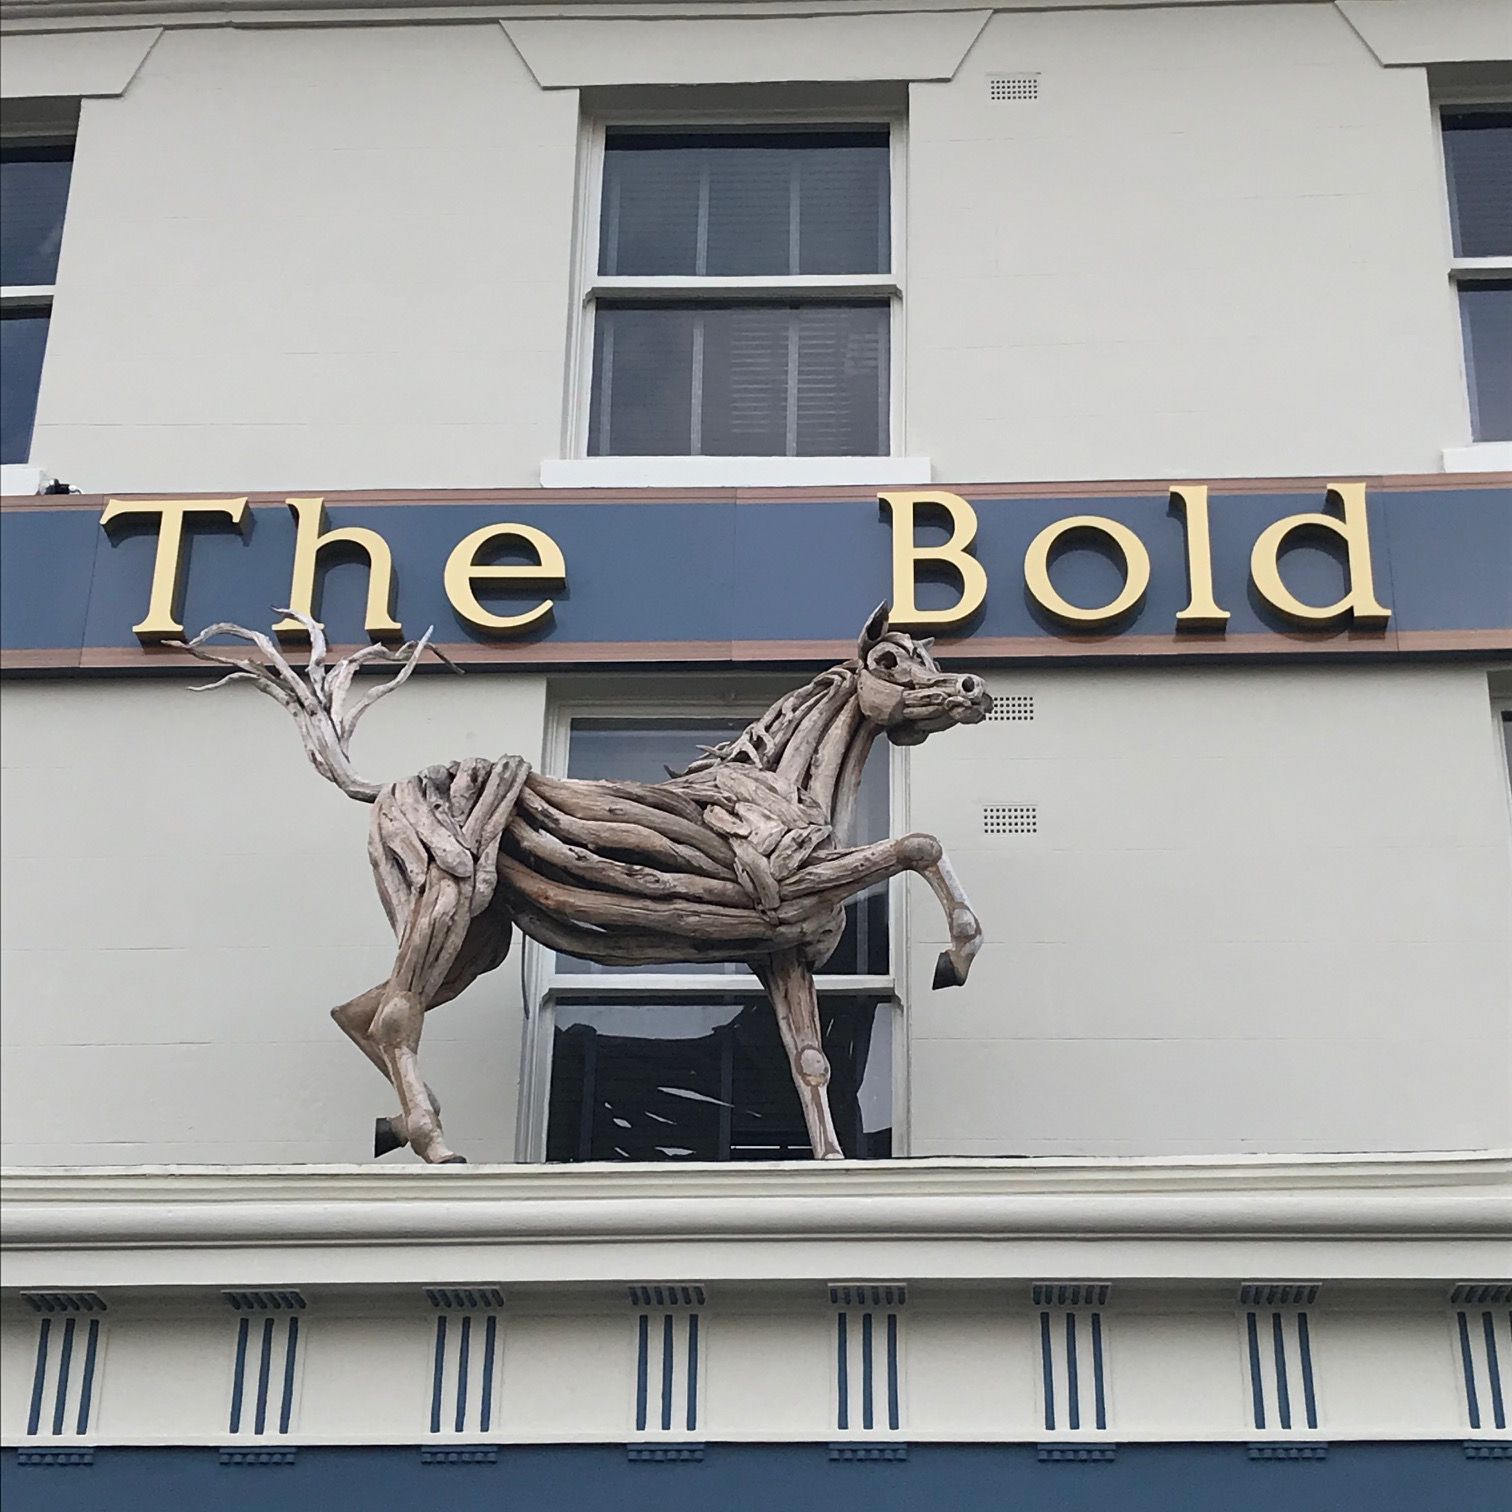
745;669;880;830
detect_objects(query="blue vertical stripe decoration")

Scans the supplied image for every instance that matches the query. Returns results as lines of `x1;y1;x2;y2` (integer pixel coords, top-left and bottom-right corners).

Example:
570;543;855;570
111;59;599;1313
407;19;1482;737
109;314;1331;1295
1040;1311;1056;1432
50;1318;76;1437
1297;1312;1318;1431
480;1315;497;1434
228;1317;249;1435
253;1318;274;1435
635;1314;650;1433
660;1315;675;1433
1458;1311;1482;1431
1483;1312;1506;1431
1091;1313;1108;1431
76;1318;100;1436
1065;1313;1080;1432
836;1312;850;1432
454;1315;471;1434
278;1317;300;1435
686;1314;700;1434
1246;1312;1266;1431
861;1313;875;1431
886;1313;900;1433
429;1315;448;1436
27;1318;50;1436
1271;1313;1292;1430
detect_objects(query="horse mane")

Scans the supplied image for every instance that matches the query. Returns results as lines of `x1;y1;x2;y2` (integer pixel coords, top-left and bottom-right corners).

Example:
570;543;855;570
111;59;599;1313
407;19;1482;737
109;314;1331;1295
674;663;857;778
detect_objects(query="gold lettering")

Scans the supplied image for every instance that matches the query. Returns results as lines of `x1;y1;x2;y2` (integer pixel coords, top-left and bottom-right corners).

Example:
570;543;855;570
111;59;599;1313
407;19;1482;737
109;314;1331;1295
1025;514;1150;626
444;523;566;632
1169;485;1230;632
880;490;988;629
99;497;250;642
1249;483;1390;629
272;497;401;639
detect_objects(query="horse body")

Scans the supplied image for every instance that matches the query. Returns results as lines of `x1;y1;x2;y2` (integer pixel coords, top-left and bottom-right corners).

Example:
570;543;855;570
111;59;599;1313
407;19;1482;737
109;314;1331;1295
178;605;989;1164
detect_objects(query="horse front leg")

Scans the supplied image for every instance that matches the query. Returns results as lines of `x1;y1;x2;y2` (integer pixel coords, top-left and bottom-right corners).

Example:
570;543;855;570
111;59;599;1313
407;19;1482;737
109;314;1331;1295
757;950;846;1160
786;832;983;989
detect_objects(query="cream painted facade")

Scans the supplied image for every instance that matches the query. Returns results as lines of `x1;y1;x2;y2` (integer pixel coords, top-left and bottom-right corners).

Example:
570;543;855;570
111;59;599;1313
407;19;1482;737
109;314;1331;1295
1;0;1510;1495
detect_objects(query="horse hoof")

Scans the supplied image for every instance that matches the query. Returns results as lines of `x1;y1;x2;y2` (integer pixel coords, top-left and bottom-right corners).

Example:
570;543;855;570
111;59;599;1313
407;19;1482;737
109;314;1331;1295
933;950;965;990
374;1116;405;1158
438;1154;468;1165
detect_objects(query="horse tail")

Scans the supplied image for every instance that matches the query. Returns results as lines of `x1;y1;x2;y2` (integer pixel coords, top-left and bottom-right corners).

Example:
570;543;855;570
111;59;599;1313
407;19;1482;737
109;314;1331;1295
171;612;458;804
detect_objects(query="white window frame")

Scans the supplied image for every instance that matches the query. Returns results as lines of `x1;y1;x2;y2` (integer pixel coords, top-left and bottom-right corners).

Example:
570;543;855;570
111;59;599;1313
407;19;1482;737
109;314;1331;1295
0;129;73;486
555;110;912;484
516;690;911;1163
1434;98;1512;470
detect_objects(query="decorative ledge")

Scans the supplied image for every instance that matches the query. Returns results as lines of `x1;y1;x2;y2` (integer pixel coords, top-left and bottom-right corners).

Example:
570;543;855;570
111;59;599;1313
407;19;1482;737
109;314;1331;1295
1247;1443;1329;1460
829;1442;909;1461
16;1448;94;1467
539;456;931;490
1038;1444;1117;1463
420;1447;498;1465
627;1443;705;1463
1463;1441;1512;1460
219;1447;297;1466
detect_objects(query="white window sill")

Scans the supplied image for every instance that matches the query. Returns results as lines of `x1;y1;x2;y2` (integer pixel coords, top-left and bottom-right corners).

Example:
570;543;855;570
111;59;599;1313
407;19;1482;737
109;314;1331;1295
0;464;52;496
1443;442;1512;473
540;456;931;490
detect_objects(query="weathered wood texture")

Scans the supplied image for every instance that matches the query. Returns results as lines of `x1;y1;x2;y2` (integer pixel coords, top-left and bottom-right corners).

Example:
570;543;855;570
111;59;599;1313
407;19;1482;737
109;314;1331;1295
176;605;990;1162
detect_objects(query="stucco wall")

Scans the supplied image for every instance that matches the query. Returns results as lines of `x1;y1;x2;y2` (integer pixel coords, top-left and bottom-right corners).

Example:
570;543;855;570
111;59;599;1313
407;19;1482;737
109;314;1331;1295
0;674;547;1163
905;663;1512;1156
10;2;1482;492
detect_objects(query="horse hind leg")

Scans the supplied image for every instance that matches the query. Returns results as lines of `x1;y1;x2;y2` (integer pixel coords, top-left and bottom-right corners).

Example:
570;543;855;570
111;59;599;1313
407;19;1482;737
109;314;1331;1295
758;951;845;1161
331;984;441;1157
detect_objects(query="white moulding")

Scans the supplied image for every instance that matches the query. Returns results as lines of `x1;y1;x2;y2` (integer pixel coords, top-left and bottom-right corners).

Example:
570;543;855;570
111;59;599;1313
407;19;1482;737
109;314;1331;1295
540;456;932;489
1443;442;1512;473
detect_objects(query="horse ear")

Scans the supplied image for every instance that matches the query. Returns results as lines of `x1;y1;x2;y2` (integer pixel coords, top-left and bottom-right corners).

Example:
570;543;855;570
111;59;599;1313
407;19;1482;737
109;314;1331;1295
858;601;891;658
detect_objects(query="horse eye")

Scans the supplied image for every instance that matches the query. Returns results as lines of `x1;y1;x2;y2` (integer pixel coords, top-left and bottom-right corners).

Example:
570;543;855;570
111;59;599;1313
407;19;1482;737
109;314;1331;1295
874;649;899;670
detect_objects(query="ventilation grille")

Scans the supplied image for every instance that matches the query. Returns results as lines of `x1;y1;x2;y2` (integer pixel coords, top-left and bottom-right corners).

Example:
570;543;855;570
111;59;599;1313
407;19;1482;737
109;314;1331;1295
426;1287;505;1311
223;1290;306;1313
985;693;1034;722
628;1284;705;1308
983;804;1037;836
1239;1283;1320;1307
22;1292;107;1314
1451;1282;1511;1305
988;73;1039;102
1033;1283;1111;1308
830;1283;907;1308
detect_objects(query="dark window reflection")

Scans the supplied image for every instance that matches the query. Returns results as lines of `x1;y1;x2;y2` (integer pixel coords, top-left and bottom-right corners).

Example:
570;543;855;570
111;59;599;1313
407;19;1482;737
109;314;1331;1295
1460;280;1512;442
0;144;73;287
1442;112;1512;259
558;719;888;976
546;995;892;1162
0;310;49;464
600;129;890;278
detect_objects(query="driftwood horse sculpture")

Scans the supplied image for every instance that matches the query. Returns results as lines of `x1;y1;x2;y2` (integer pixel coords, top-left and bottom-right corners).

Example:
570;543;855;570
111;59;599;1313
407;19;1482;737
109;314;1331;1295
176;606;989;1162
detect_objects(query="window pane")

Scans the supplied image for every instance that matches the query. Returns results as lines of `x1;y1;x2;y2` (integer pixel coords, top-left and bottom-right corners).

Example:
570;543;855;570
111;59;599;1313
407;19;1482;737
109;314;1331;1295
0;144;73;286
546;994;891;1161
1461;281;1512;442
600;129;889;277
0;310;49;464
590;302;889;458
559;718;889;977
1443;112;1512;258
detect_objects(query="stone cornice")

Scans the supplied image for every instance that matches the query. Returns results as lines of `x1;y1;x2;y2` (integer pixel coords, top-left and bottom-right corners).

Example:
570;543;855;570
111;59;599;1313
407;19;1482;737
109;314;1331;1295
2;1153;1507;1291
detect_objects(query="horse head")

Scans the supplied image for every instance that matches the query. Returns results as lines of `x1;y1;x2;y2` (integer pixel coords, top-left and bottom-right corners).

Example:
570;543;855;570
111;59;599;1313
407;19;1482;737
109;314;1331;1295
853;603;991;746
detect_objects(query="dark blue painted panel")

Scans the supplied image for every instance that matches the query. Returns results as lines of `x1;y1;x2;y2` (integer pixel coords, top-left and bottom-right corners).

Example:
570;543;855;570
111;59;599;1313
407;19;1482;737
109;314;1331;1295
2;1443;1502;1512
3;483;1509;663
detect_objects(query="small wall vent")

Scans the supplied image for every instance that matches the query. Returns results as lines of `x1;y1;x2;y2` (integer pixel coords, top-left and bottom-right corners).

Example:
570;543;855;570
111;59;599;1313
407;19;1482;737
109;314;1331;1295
984;804;1037;836
21;1293;107;1315
830;1284;907;1308
985;694;1035;722
1239;1283;1321;1307
223;1290;306;1313
1033;1283;1111;1308
628;1284;706;1308
426;1287;505;1311
1450;1282;1511;1306
988;74;1039;102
